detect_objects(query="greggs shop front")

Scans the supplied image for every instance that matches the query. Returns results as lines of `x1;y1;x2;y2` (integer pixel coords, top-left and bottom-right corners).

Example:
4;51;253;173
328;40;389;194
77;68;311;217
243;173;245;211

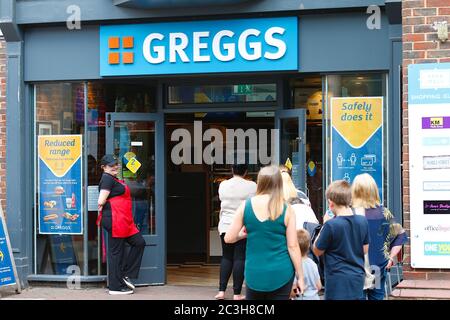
1;0;402;286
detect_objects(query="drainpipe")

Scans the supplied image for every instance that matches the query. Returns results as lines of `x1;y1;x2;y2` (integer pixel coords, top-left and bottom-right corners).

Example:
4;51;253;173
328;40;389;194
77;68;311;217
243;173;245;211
0;0;29;288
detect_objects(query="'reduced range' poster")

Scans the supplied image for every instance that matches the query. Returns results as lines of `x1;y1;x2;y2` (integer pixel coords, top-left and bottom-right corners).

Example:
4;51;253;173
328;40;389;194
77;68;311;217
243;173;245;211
38;135;83;235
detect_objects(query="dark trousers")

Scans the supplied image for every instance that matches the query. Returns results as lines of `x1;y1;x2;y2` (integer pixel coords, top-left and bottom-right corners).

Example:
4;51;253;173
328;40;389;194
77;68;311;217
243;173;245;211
102;215;146;291
219;233;246;295
246;275;294;300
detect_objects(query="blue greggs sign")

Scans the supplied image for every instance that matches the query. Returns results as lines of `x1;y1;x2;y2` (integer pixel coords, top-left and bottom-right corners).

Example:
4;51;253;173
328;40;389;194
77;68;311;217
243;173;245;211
100;17;298;76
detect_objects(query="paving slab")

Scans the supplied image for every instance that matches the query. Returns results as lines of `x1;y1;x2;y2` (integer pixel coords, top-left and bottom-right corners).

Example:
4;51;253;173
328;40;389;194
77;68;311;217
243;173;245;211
0;285;219;300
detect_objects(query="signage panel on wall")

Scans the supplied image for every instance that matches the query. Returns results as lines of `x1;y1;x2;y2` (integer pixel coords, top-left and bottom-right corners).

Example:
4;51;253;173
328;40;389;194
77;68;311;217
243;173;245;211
100;17;298;76
330;97;383;201
38;135;83;235
408;62;450;268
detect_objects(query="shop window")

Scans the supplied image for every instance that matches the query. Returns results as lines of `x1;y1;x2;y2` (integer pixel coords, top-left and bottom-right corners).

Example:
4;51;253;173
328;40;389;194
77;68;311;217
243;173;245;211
34;82;85;276
167;83;277;105
324;74;388;207
34;82;157;277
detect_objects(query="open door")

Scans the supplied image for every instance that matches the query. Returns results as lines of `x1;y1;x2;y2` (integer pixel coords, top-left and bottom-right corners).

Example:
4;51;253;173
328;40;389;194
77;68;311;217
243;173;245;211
106;112;165;285
275;109;307;193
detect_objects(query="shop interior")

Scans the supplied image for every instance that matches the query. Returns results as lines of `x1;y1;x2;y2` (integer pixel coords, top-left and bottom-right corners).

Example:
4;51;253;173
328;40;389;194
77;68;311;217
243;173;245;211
165;76;324;270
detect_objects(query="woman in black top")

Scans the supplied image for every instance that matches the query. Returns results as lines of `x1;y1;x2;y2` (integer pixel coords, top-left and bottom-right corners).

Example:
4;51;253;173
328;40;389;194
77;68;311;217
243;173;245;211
97;154;145;295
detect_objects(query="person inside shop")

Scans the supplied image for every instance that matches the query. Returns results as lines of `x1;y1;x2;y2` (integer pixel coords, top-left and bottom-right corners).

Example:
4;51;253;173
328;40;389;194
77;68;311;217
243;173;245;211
96;154;146;295
215;164;257;300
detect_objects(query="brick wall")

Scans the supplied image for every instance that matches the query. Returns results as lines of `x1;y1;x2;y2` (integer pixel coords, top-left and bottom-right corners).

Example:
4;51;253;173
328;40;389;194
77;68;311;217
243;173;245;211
0;37;6;216
402;0;450;280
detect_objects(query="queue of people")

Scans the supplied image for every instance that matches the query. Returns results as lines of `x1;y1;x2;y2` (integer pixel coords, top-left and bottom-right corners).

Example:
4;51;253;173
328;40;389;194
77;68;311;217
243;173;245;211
96;153;407;300
216;164;407;301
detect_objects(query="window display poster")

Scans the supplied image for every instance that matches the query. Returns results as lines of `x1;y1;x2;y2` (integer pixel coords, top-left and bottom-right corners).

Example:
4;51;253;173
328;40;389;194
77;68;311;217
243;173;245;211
408;63;450;268
38;135;83;235
330;97;383;202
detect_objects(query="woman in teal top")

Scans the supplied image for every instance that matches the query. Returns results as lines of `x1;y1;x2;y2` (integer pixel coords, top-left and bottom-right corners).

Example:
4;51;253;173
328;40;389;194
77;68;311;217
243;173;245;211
225;165;305;300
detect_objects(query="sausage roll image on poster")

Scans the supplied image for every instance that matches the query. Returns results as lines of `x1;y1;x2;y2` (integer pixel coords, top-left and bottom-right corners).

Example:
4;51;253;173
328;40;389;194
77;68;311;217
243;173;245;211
43;213;59;221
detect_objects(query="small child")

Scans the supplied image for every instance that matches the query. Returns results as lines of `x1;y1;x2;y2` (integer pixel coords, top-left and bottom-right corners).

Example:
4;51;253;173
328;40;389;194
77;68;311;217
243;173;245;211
292;229;322;300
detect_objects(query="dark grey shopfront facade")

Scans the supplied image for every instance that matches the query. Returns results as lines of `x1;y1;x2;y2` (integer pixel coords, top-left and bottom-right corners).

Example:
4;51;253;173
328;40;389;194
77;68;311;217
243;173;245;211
0;0;402;287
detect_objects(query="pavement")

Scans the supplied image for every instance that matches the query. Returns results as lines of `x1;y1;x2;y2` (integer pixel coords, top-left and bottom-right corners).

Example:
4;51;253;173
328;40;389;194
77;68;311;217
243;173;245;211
0;284;219;300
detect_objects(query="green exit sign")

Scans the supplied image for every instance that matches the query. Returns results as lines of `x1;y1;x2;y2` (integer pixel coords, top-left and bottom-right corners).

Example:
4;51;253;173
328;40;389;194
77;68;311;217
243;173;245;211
234;85;253;94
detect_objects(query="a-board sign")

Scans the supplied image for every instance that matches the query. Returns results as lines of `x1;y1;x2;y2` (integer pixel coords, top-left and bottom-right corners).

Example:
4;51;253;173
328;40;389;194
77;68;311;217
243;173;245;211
0;206;21;293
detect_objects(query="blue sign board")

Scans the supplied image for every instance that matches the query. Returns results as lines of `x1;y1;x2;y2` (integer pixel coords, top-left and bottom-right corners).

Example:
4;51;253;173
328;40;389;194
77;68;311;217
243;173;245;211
408;63;450;105
49;235;78;275
0;215;16;287
331;97;384;202
100;17;298;76
38;135;83;235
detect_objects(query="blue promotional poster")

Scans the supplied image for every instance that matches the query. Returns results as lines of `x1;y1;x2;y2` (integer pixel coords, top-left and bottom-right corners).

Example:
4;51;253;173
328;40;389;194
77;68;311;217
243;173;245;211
48;234;78;274
38;135;83;235
331;97;383;202
0;213;16;287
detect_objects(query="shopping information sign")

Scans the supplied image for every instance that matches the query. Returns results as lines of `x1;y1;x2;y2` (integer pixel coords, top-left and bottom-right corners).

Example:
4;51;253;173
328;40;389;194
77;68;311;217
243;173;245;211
331;97;383;201
408;62;450;268
38;135;83;235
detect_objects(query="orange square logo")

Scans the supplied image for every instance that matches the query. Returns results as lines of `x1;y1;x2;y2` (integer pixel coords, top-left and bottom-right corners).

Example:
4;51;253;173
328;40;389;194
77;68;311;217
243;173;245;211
122;52;134;64
108;52;120;64
108;37;120;49
122;36;134;49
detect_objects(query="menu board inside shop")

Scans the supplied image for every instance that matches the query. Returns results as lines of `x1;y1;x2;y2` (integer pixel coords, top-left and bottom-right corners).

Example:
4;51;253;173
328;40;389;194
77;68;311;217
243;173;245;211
38;135;83;235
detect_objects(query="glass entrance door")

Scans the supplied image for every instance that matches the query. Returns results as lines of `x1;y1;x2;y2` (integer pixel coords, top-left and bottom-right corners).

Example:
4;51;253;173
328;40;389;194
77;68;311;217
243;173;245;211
275;109;307;193
106;112;165;285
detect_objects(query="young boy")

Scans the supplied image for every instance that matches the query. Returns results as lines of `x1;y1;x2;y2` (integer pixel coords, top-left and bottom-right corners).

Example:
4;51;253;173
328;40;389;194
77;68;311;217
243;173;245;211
313;180;369;300
292;229;322;300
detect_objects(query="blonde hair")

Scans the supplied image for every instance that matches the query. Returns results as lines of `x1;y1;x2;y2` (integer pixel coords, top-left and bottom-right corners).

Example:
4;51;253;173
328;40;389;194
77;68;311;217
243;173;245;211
256;165;285;221
297;229;311;257
281;171;298;201
351;173;381;209
326;180;352;207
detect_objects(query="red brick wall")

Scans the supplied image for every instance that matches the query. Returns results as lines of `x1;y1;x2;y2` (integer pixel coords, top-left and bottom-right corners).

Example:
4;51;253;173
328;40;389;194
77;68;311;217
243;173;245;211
0;37;6;216
403;0;450;280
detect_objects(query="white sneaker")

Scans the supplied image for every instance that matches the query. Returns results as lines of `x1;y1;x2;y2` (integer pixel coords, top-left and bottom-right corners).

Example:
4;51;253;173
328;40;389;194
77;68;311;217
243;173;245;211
108;288;134;295
123;277;136;290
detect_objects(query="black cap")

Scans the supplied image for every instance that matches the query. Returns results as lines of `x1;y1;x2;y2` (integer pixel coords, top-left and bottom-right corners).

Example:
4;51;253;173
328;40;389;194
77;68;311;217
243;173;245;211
100;154;118;166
